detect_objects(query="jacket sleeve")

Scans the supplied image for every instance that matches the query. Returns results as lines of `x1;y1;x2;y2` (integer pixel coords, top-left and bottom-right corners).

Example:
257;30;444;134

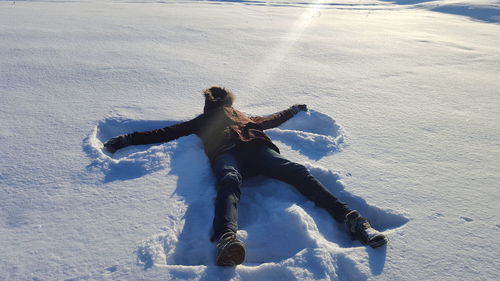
249;108;296;130
128;116;201;145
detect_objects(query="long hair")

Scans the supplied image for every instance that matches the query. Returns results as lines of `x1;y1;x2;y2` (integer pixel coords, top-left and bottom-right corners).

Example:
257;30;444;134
202;86;235;112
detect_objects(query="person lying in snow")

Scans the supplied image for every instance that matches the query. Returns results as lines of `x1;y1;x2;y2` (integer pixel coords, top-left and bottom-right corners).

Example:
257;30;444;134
103;86;388;266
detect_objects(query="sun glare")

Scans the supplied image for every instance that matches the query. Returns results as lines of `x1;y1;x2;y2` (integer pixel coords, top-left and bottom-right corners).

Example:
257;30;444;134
245;0;326;89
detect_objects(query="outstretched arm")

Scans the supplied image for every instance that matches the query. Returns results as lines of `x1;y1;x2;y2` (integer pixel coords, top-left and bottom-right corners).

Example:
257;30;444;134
103;116;201;153
250;104;307;130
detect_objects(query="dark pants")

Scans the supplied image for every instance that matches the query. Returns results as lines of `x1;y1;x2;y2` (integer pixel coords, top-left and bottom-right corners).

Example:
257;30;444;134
211;142;351;241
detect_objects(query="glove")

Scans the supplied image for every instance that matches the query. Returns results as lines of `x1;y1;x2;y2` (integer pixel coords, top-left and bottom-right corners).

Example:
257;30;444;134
103;134;131;153
290;104;308;114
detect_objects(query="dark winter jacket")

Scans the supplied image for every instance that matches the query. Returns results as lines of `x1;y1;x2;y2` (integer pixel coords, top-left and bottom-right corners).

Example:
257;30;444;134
127;106;297;160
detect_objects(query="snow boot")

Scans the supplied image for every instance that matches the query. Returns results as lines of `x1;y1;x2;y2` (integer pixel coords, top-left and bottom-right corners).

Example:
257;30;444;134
345;211;388;248
216;232;246;266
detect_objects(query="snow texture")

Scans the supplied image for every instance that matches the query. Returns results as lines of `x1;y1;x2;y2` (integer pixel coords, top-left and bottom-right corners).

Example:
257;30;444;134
1;0;499;280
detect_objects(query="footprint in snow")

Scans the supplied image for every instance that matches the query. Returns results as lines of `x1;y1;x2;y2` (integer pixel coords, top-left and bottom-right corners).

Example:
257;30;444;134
460;216;473;222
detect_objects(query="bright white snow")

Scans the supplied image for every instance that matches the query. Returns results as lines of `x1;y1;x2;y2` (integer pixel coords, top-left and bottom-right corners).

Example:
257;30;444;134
1;0;499;280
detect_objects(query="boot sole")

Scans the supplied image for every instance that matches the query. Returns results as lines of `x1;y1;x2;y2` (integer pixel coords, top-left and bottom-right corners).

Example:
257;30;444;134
367;234;388;248
216;242;246;266
351;233;388;248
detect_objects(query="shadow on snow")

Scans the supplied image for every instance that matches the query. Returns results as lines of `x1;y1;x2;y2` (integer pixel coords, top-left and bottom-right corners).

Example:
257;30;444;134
430;5;500;24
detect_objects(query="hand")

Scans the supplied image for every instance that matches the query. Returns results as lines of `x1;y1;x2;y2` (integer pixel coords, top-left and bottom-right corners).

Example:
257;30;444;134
290;104;308;114
103;134;131;153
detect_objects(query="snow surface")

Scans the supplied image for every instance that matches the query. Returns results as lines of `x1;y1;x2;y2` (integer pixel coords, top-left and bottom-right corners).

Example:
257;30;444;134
1;0;499;280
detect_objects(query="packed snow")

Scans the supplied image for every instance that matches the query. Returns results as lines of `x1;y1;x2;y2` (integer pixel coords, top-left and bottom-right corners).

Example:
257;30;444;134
1;0;499;280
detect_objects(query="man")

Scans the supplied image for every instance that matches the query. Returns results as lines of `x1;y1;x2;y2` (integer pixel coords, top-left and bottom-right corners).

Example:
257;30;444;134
104;86;387;266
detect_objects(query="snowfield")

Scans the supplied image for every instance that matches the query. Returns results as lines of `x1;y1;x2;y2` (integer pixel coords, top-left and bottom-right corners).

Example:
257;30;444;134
1;0;499;280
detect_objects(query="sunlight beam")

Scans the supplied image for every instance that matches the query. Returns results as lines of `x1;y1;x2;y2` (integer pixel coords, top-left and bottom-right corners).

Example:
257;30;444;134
244;0;326;90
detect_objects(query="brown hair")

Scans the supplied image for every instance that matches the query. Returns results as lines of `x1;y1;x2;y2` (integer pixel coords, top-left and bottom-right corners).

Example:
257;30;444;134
202;86;235;107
